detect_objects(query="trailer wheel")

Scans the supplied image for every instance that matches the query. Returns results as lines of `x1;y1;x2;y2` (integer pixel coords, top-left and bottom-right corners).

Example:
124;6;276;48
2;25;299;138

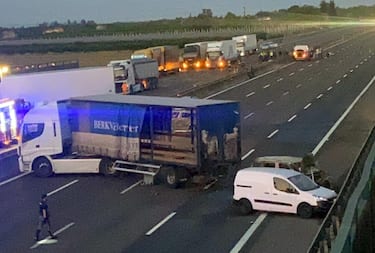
99;157;116;176
33;157;53;177
165;167;180;189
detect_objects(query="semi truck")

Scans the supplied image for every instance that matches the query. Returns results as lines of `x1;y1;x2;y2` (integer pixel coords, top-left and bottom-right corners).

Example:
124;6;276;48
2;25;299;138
205;40;239;69
292;45;322;61
232;34;257;56
131;46;180;74
18;94;241;188
181;42;208;71
107;58;159;94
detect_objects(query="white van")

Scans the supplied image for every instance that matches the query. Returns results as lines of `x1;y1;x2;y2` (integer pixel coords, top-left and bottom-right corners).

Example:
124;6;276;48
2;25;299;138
233;167;337;218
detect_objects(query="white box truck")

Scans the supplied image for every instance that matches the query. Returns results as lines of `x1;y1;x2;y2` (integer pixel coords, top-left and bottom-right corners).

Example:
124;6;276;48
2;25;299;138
205;40;238;69
107;58;159;94
232;34;257;56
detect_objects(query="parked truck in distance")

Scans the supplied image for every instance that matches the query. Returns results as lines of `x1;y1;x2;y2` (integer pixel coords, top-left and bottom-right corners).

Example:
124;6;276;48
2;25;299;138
205;40;239;69
107;58;159;94
18;94;241;188
232;34;257;56
131;45;180;74
181;42;208;71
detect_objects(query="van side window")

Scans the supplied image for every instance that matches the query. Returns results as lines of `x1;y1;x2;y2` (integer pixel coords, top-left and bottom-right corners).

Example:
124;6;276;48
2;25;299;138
273;177;297;194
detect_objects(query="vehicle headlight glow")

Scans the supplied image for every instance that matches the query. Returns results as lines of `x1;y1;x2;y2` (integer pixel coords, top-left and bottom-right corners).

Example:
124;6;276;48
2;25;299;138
313;195;328;201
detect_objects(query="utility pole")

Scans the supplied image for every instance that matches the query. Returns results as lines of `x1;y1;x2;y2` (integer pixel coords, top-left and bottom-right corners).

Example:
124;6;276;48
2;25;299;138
243;6;246;17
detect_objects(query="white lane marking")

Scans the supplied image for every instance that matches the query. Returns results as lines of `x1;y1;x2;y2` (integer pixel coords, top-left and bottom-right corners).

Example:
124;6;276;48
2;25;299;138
360;61;363;65
312;75;375;155
308;64;313;67
30;222;75;249
266;101;274;106
263;84;271;89
316;94;324;99
364;58;368;61
47;180;79;197
145;212;176;236
204;62;296;99
0;171;33;187
244;112;255;119
246;91;255;97
308;77;312;81
288;115;297;122
299;68;304;71
276;78;283;82
336;80;341;84
296;84;302;88
267;129;279;139
241;149;255;161
327;86;333;91
343;74;348;78
120;180;142;194
355;65;359;68
230;213;267;253
316;60;320;63
282;91;289;96
289;72;295;76
304;103;312;110
350;69;354;72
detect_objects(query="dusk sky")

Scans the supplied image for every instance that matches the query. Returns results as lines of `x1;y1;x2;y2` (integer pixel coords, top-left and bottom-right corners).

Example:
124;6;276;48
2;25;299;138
1;0;373;28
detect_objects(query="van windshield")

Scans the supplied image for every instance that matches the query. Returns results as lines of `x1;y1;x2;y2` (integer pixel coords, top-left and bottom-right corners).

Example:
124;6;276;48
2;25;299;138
288;174;319;191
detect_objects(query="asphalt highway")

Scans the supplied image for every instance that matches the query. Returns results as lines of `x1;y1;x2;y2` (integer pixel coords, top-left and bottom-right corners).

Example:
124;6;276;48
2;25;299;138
0;26;374;253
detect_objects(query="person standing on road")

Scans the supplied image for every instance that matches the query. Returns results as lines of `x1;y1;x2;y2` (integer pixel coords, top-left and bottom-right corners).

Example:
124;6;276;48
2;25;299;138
34;194;57;241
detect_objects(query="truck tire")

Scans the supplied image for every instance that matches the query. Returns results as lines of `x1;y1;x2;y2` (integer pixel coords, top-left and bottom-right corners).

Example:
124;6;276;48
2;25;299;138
239;199;253;215
165;167;180;189
33;157;53;177
297;202;313;218
99;157;116;176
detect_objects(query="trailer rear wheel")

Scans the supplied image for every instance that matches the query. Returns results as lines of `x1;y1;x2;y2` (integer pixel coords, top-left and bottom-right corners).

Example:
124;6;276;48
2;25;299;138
99;157;116;175
165;167;180;189
33;157;53;177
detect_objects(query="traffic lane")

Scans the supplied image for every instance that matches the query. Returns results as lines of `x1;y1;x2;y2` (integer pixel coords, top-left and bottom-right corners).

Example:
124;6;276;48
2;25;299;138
0;152;19;181
238;65;375;253
123;188;263;253
35;180;199;253
0;174;89;252
2;172;201;253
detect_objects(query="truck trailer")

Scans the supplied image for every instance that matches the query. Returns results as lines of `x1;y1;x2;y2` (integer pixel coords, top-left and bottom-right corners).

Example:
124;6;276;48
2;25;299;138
18;94;241;188
232;34;257;56
131;46;180;73
181;42;208;71
205;40;238;69
107;58;159;94
0;66;116;105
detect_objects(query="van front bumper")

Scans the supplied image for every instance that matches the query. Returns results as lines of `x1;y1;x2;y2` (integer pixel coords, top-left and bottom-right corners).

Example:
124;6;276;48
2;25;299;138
315;199;335;212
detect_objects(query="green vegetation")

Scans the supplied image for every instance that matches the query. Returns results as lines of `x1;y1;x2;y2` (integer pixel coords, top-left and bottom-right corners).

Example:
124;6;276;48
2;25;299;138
0;2;374;54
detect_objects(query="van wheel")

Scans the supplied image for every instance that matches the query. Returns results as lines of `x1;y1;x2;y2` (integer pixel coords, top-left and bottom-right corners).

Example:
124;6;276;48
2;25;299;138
33;157;53;177
99;157;116;175
297;203;313;218
239;199;253;215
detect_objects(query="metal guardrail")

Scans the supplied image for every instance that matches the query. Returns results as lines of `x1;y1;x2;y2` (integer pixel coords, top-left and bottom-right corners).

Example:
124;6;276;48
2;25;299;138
307;126;375;253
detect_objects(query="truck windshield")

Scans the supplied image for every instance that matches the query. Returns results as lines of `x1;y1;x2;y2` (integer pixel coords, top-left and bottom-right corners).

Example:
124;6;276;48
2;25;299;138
183;46;198;54
288;174;319;191
207;51;221;59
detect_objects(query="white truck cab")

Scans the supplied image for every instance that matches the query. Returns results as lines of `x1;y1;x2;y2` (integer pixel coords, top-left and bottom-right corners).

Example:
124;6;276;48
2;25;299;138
233;167;337;218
